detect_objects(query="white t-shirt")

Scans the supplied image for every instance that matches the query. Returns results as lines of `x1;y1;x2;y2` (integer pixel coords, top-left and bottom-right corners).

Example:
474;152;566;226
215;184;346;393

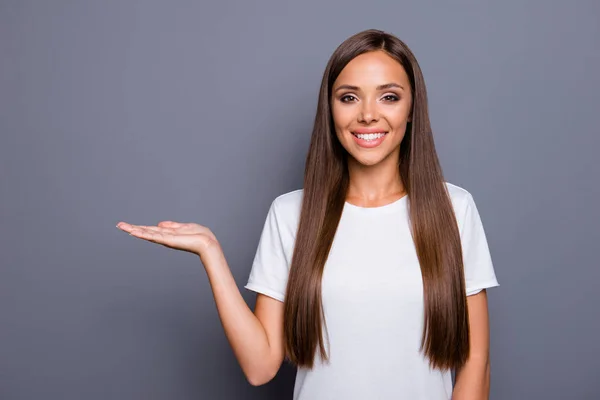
245;182;499;399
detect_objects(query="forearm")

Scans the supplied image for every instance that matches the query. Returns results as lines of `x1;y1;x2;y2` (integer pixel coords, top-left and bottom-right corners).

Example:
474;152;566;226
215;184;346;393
201;246;275;385
452;355;490;400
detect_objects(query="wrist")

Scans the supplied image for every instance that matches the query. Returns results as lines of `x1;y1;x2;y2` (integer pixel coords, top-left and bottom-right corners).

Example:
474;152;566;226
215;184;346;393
199;239;225;266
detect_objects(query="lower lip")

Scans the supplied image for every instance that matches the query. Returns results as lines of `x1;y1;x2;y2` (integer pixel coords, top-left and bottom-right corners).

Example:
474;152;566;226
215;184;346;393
351;133;388;148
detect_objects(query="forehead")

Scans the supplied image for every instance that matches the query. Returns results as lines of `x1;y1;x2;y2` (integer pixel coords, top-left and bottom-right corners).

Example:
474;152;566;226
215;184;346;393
334;50;410;88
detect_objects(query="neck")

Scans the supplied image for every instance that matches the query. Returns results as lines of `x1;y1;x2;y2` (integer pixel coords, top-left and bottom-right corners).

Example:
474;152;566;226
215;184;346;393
345;153;405;204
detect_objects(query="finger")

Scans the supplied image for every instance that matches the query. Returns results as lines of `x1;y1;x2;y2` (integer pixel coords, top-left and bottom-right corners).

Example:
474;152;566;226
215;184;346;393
159;221;198;231
158;221;203;235
128;229;188;251
129;228;167;244
118;223;150;234
158;221;183;227
116;222;134;231
137;225;176;234
118;222;165;232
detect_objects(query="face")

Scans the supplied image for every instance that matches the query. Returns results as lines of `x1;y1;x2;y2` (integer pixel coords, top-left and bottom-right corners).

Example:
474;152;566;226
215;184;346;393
331;50;413;167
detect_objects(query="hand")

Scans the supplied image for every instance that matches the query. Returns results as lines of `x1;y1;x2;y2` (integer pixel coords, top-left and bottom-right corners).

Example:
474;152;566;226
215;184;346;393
116;220;221;259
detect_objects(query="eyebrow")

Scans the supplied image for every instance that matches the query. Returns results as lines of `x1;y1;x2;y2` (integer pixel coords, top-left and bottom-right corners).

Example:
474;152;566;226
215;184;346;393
334;83;405;92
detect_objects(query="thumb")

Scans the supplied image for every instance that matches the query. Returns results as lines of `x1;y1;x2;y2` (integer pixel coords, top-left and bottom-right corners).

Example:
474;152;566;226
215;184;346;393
158;221;182;227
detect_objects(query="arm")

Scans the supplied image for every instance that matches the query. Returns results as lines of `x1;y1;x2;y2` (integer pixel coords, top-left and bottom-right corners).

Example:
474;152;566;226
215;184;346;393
203;245;286;386
116;220;286;386
452;290;492;400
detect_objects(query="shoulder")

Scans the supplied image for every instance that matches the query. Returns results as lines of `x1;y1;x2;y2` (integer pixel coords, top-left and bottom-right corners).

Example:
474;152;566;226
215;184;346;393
272;188;303;209
270;184;477;223
444;181;473;205
444;181;488;236
444;181;476;224
272;185;472;212
270;188;304;231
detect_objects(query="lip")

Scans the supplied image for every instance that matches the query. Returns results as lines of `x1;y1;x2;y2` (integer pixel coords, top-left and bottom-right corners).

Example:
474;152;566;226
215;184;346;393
352;128;389;134
351;131;388;148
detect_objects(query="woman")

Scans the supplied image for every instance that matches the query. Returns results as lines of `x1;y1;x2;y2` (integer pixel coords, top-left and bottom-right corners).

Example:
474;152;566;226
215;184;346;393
117;29;499;399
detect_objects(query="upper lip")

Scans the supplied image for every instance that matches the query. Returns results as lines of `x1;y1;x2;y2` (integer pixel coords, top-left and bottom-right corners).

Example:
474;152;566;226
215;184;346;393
352;128;388;134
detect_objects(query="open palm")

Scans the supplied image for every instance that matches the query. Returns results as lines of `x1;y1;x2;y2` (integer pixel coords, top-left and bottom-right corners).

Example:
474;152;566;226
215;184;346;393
116;220;219;256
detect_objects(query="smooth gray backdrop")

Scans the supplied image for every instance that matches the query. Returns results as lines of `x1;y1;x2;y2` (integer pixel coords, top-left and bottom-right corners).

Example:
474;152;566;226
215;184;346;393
1;1;598;399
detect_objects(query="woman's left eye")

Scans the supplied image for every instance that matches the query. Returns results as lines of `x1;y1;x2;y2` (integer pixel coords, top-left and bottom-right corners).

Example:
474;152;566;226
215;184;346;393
339;94;399;103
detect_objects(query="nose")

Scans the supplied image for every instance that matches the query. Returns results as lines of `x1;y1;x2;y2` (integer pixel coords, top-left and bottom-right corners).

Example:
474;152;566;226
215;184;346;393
358;99;379;123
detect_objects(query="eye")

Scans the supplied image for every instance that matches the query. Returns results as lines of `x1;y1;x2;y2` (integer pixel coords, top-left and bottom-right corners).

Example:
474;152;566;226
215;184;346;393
382;94;400;102
340;94;357;103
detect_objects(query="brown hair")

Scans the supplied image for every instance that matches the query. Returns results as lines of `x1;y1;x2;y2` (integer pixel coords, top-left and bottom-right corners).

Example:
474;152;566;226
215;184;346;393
283;29;469;371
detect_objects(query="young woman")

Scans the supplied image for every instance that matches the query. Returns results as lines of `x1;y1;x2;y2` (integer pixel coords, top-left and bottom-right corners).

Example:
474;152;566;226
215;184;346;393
117;29;499;400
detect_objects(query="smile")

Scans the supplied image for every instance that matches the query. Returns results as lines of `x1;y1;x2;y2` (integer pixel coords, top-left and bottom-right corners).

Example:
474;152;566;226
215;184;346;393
350;131;388;148
351;132;387;140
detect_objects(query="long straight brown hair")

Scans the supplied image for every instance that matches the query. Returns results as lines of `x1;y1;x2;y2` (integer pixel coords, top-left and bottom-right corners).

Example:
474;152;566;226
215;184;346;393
283;29;469;371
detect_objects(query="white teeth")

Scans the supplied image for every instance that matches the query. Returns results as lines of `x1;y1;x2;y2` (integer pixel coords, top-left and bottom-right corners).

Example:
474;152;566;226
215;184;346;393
354;132;386;140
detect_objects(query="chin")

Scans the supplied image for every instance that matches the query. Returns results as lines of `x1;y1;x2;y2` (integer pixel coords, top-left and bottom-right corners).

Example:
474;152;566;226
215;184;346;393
349;153;385;167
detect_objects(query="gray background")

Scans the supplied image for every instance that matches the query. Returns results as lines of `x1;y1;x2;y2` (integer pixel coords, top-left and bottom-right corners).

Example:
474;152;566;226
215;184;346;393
1;0;598;399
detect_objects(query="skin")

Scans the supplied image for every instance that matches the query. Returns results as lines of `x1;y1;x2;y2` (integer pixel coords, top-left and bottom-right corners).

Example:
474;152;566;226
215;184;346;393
453;290;492;399
116;49;492;397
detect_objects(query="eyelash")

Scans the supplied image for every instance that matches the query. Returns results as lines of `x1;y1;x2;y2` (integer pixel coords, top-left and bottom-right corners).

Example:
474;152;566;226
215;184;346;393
339;94;400;103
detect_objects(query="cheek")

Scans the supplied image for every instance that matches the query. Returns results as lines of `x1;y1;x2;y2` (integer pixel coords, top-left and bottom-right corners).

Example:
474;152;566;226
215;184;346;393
384;110;411;130
331;105;353;128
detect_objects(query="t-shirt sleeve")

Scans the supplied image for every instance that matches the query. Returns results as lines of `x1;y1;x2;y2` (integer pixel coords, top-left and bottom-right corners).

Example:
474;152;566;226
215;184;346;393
244;200;290;302
459;192;500;296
